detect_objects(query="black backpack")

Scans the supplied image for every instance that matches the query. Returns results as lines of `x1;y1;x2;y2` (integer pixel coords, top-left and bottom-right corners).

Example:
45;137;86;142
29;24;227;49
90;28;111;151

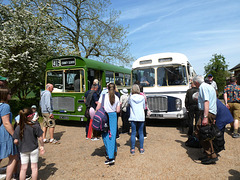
212;128;225;153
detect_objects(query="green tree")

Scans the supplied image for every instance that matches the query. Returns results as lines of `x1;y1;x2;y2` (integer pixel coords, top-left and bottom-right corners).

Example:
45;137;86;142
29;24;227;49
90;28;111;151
204;54;229;94
0;0;62;100
44;0;133;64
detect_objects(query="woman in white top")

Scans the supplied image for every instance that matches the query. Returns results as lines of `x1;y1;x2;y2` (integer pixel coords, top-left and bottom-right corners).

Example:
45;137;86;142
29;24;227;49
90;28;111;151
96;83;120;165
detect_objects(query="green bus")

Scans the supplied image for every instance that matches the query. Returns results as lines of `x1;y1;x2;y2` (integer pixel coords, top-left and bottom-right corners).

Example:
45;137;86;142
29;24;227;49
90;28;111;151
45;56;131;121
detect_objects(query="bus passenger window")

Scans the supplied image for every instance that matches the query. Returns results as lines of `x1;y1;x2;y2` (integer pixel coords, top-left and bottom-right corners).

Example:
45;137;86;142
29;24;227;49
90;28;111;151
106;71;114;83
125;74;131;86
115;73;124;86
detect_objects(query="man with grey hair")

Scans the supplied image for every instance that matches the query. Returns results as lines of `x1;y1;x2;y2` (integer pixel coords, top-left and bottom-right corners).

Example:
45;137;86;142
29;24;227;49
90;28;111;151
192;75;217;165
40;83;59;144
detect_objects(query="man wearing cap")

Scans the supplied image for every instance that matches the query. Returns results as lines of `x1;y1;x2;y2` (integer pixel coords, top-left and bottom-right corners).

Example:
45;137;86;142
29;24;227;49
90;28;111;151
120;88;130;133
0;76;8;88
207;74;218;91
224;76;240;138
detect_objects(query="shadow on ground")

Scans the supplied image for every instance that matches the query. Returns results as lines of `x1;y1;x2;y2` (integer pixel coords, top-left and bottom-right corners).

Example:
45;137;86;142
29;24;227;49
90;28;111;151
175;139;203;164
38;157;57;180
228;169;240;180
53;131;65;141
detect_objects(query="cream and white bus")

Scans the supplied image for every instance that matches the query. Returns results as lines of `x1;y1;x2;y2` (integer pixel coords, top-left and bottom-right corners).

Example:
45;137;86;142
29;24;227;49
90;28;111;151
132;52;196;119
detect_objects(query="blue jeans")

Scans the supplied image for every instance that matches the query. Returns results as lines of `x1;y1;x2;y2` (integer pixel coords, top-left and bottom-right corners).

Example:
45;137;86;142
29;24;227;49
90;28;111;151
131;121;144;150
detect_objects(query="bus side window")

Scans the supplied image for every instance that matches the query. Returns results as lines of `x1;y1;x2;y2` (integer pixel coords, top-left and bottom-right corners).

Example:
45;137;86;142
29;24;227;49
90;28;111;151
106;71;114;83
125;74;131;86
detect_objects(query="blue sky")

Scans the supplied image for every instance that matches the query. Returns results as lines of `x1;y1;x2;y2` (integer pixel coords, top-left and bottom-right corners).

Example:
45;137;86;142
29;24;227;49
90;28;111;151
110;0;240;75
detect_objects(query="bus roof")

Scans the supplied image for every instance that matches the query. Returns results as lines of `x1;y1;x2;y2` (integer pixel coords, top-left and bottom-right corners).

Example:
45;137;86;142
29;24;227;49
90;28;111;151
132;52;189;69
46;56;131;74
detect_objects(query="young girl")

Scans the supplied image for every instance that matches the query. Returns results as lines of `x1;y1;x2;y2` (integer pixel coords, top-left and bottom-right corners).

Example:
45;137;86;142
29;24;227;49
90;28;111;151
13;108;45;180
31;105;39;123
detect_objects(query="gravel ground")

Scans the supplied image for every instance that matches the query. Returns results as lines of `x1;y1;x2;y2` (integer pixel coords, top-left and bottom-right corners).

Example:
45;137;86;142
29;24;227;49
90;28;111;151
1;119;240;180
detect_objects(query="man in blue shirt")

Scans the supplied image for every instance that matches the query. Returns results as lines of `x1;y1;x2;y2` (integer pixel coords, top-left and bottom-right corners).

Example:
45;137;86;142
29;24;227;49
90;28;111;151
40;83;59;144
193;75;217;165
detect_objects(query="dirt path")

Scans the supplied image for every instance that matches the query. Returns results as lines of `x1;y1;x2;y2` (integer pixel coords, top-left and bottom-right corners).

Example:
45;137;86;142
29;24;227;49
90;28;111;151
1;119;240;179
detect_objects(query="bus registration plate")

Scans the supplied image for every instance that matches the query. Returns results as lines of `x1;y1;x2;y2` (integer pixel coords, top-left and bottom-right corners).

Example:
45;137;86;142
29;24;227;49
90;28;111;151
59;116;69;120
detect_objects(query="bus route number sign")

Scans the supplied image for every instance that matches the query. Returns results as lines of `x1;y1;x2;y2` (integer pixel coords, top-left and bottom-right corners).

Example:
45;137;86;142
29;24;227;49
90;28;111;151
52;58;76;67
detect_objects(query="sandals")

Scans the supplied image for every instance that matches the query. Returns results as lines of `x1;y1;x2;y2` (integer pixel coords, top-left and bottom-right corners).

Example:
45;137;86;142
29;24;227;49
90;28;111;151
140;148;145;154
130;149;135;155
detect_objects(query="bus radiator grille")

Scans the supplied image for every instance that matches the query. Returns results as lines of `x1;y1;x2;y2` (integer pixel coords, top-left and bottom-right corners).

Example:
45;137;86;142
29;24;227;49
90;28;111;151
147;96;168;112
53;97;75;112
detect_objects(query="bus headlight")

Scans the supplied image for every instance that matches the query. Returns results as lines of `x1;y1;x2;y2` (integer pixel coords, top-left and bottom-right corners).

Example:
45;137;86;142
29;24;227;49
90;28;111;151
175;99;182;111
77;105;83;112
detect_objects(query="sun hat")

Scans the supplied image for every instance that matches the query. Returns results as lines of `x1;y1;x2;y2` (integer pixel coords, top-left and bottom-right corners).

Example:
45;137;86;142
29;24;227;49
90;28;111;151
0;76;7;81
31;105;37;109
120;88;128;95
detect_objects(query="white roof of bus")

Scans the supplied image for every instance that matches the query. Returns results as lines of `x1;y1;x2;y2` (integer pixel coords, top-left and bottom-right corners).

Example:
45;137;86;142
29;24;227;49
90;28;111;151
132;52;189;69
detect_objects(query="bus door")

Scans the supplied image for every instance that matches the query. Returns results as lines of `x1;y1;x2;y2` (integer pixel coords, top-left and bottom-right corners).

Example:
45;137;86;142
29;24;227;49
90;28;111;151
87;69;103;90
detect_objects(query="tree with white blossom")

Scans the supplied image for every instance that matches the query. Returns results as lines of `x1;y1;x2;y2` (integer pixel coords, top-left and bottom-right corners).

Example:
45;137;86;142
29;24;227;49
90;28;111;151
0;0;62;100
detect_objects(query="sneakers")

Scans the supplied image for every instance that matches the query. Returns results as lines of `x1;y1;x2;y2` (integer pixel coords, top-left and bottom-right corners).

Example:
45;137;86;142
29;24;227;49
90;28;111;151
232;133;240;138
91;137;100;141
0;174;6;180
198;155;208;161
43;139;49;143
25;174;32;180
201;157;218;165
104;159;115;165
49;139;60;144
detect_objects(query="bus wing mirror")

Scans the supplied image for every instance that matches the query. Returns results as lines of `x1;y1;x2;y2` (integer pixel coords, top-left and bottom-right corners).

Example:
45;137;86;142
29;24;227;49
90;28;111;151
189;67;194;76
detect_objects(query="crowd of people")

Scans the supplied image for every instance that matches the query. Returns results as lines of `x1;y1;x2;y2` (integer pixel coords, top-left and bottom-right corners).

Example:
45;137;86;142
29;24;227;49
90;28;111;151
0;76;58;180
84;80;149;165
185;74;239;165
0;73;239;179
